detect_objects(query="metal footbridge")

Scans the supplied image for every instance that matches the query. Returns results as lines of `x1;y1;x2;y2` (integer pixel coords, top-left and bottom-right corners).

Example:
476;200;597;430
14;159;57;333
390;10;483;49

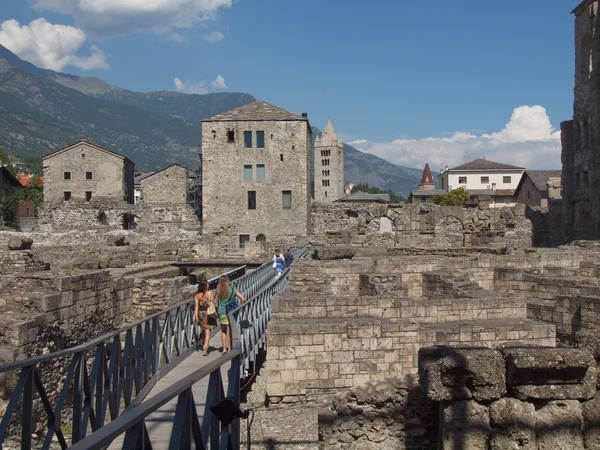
0;248;309;449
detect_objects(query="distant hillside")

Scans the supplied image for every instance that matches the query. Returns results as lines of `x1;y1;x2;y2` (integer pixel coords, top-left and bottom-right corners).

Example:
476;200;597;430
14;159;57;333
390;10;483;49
0;44;422;194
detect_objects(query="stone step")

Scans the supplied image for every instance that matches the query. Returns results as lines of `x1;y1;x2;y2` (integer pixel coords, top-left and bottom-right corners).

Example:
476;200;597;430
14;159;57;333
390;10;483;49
272;292;533;323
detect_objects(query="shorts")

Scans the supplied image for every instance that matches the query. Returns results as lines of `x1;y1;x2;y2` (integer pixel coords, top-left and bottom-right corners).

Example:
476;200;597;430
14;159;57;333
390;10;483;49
219;314;229;325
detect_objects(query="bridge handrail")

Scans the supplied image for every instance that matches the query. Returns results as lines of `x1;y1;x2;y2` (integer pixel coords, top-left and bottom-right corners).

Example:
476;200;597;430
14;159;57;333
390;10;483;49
0;265;247;374
63;250;308;449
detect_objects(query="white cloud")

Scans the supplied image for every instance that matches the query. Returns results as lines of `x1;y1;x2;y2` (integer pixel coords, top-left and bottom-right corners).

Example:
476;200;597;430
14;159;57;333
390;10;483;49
211;75;226;90
202;31;224;43
348;139;367;145
173;77;208;94
33;0;232;37
0;18;108;71
166;32;187;43
173;74;227;94
351;105;562;171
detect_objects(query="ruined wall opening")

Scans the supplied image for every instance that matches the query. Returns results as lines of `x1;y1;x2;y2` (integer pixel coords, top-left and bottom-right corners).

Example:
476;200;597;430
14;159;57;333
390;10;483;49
579;33;593;81
256;233;266;242
433;216;465;247
98;211;108;226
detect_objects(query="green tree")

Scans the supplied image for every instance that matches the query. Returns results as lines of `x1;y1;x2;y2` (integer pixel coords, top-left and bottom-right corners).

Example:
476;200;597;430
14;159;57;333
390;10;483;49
430;187;470;206
1;185;44;230
350;183;405;203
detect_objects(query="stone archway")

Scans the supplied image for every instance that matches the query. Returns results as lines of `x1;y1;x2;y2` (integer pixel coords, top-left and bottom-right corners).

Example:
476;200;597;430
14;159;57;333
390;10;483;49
433;215;465;248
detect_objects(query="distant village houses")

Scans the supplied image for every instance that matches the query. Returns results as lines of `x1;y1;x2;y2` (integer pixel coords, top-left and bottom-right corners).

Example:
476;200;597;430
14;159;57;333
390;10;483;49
42;141;135;206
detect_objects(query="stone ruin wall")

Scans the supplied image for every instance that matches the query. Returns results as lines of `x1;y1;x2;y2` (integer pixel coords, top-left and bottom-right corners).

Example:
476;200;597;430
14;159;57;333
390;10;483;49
267;247;600;405
320;345;600;449
311;201;532;251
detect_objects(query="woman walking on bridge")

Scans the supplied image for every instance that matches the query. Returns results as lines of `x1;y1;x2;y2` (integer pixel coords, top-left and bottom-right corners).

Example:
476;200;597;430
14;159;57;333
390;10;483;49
215;276;246;354
194;280;217;356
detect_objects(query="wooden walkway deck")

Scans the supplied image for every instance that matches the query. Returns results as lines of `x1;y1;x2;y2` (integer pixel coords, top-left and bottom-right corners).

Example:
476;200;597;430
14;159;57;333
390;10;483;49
108;332;230;449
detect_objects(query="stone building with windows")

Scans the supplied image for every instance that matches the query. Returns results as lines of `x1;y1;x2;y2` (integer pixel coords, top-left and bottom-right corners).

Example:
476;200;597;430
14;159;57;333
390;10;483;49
137;164;201;232
514;170;562;209
560;0;600;241
201;101;312;250
314;120;344;201
42;141;135;207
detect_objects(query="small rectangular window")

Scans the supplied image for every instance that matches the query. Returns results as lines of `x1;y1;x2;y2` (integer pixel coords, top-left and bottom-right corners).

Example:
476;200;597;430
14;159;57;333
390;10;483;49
244;131;252;148
481;176;489;184
503;176;511;184
256;164;266;181
85;191;92;202
64;191;71;201
248;191;256;210
64;172;71;180
504;197;511;204
282;190;292;209
256;131;265;148
227;130;235;143
280;154;284;161
239;234;250;250
244;165;253;181
420;197;427;203
85;172;93;180
458;177;467;184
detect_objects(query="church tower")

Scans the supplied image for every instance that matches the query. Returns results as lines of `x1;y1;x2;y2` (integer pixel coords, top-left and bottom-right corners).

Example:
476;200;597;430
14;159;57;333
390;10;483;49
419;163;435;190
314;120;344;201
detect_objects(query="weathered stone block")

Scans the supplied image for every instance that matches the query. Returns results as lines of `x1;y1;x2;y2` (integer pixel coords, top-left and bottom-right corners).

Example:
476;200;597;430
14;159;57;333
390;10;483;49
441;400;490;450
535;400;584;449
582;393;600;449
418;346;506;402
7;236;33;250
489;398;536;449
502;347;596;400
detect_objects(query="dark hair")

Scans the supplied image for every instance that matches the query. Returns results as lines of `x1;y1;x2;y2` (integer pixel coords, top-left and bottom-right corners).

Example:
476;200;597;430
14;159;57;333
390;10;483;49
196;280;208;294
287;249;291;252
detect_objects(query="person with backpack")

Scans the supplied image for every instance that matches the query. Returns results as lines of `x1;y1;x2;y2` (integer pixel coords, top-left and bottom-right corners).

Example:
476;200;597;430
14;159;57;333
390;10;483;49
275;253;286;278
215;276;245;354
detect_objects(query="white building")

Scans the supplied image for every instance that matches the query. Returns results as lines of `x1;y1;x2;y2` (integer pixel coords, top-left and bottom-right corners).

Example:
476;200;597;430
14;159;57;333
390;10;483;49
437;158;525;208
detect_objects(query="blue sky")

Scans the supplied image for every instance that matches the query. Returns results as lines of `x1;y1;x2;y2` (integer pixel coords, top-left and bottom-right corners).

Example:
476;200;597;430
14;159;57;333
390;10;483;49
0;0;580;170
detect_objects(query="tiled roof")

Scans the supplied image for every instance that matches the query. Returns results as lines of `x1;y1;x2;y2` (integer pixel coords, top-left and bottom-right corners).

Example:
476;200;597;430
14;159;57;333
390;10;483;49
336;192;391;203
411;189;447;197
450;158;524;171
203;101;307;122
43;141;133;164
18;175;44;186
525;170;561;192
134;172;155;184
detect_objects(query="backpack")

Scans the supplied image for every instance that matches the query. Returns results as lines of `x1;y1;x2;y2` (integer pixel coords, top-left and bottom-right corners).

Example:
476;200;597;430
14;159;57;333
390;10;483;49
217;287;239;315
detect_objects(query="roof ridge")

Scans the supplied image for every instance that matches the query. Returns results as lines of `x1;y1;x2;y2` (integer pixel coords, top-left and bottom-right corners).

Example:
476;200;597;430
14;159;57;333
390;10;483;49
203;100;307;122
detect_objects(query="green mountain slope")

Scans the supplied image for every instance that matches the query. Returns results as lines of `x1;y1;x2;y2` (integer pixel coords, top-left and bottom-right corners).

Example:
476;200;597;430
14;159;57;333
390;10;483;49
0;44;422;195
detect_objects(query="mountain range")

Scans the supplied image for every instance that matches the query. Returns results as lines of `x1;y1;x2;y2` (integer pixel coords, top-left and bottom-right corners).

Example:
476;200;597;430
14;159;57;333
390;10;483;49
0;44;421;196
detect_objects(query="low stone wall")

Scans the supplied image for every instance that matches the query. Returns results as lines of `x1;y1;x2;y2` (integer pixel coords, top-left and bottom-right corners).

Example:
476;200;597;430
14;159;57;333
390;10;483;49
419;346;598;450
310;202;532;250
0;250;49;273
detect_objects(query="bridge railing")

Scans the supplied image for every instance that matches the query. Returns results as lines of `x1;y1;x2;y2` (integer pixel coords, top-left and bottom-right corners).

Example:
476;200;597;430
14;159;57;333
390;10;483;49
66;249;308;449
0;265;246;450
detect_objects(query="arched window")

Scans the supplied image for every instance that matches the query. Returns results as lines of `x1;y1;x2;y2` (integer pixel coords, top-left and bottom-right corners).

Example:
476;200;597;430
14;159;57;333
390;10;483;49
256;234;266;242
579;34;593;81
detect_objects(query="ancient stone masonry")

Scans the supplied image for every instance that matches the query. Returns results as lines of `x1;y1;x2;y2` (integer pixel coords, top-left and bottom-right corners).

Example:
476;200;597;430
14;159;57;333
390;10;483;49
561;0;600;241
266;246;600;403
420;345;597;450
137;164;201;232
310;201;532;250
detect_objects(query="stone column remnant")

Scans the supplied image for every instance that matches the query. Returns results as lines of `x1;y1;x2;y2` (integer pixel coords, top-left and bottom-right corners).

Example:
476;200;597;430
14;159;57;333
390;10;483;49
501;347;596;401
418;345;507;402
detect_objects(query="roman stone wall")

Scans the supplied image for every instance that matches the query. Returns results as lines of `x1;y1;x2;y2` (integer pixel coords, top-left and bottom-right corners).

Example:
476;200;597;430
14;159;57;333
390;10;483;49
201;119;311;249
137;165;201;232
419;345;599;450
0;249;49;272
311;202;532;250
561;1;600;242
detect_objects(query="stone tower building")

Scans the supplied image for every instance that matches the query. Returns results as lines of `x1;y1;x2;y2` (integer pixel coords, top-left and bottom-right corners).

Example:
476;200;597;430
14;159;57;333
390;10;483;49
314;120;344;202
201;101;312;250
419;163;435;190
561;0;600;240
